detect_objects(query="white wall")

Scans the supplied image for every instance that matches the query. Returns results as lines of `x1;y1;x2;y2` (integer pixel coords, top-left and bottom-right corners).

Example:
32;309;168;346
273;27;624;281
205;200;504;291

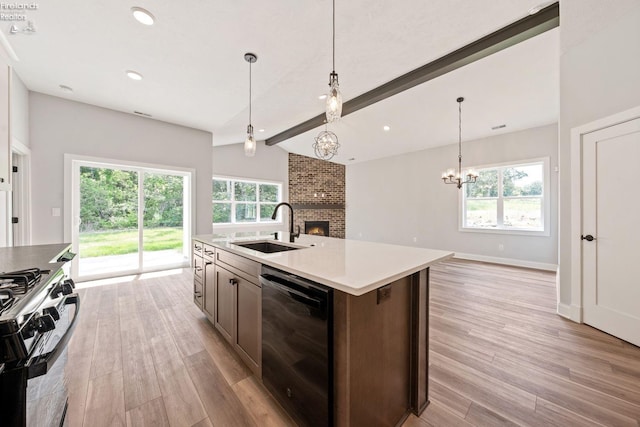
558;1;640;306
347;124;558;268
29;93;213;244
212;141;289;233
10;70;29;146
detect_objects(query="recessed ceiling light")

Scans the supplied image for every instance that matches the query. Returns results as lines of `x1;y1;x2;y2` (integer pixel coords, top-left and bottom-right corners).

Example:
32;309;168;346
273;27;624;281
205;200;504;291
258;129;265;133
131;7;155;25
348;157;355;161
491;124;507;130
318;94;327;100
59;85;73;93
133;110;152;117
383;125;391;131
126;70;143;81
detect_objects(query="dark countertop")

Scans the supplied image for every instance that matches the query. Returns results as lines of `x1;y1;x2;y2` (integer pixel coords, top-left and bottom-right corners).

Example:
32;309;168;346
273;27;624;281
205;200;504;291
0;243;72;274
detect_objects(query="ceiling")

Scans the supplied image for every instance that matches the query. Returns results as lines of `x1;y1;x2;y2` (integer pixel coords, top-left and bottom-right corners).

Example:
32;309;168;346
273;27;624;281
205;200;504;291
2;0;558;165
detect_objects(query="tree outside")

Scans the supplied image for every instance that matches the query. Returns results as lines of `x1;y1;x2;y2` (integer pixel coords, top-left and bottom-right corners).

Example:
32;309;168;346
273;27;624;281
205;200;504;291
79;166;185;258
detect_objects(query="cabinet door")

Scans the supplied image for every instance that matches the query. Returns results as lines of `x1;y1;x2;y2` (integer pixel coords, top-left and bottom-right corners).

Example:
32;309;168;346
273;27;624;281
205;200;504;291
214;265;235;344
203;259;215;321
236;277;261;376
0;63;9;191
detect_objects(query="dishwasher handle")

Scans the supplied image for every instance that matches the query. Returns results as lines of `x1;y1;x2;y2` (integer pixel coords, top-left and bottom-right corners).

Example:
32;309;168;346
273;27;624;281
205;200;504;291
260;275;324;310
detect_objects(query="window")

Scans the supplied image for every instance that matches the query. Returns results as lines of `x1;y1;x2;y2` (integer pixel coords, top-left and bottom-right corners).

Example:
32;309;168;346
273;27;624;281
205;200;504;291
212;177;282;225
461;159;548;234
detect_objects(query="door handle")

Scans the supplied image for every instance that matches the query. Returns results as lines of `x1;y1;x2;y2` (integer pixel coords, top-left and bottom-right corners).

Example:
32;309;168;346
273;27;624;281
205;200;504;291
229;278;237;286
581;234;595;241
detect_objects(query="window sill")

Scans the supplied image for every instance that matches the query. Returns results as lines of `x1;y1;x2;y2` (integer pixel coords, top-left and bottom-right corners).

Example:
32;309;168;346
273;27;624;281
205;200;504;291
213;222;283;230
459;226;549;237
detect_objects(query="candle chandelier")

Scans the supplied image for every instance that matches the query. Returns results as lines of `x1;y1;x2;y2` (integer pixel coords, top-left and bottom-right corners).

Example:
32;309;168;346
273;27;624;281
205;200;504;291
442;97;478;189
313;123;340;160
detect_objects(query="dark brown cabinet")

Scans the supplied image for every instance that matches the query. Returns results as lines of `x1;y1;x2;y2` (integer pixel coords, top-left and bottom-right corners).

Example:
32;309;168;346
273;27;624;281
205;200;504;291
213;265;235;343
235;273;261;374
213;262;261;376
203;260;215;320
193;242;215;319
193;244;204;310
192;239;261;377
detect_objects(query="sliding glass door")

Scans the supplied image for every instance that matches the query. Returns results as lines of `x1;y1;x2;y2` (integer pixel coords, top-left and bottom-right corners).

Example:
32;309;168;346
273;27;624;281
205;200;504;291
142;171;188;269
70;158;191;280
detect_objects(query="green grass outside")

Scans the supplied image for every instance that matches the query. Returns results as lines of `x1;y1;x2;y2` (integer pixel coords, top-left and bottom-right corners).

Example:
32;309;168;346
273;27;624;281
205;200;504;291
79;227;183;258
466;198;542;228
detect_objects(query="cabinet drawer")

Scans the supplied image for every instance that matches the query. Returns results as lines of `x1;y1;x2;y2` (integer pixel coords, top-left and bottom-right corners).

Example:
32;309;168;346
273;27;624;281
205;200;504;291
193;241;204;256
216;249;260;279
194;280;203;309
193;255;204;281
203;244;215;261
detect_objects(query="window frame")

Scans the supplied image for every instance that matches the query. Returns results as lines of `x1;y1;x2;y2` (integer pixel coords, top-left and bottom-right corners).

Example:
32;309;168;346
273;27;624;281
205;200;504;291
459;157;550;236
212;176;283;227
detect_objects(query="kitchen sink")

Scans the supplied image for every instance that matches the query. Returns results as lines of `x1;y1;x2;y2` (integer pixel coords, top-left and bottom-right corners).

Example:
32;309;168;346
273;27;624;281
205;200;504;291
233;241;303;254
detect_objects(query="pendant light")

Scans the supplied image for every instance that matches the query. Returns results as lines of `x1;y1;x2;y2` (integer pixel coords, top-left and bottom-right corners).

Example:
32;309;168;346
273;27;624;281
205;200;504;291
325;0;342;123
442;97;478;189
313;123;340;160
244;53;258;157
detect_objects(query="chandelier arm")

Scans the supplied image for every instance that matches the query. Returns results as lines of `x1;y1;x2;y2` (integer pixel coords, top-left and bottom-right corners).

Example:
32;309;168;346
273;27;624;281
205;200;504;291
458;98;462;175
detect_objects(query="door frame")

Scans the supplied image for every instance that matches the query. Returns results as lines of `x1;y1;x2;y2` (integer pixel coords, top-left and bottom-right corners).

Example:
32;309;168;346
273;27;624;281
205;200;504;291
1;138;31;246
570;105;640;323
64;154;196;280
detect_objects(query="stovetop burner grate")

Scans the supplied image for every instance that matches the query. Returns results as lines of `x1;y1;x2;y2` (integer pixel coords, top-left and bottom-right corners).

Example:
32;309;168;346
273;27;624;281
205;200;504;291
0;289;15;315
0;268;48;298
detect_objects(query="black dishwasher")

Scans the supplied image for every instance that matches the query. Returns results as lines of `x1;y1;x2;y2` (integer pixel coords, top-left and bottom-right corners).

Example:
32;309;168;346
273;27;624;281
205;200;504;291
260;265;332;427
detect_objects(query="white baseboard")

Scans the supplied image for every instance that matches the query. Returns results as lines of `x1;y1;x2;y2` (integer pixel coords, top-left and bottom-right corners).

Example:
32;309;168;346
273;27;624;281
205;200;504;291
557;302;572;319
557;302;582;323
453;252;558;271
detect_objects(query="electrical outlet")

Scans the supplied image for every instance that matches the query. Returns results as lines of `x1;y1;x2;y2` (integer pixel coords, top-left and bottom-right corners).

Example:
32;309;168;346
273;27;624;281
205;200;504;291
413;237;417;243
498;243;504;251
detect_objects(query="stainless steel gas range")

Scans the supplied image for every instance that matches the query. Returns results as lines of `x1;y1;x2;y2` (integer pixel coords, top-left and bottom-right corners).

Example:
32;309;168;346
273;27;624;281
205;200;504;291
0;244;78;427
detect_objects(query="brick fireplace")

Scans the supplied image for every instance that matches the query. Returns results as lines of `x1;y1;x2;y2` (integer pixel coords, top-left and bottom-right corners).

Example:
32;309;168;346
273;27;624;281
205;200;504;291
288;153;345;239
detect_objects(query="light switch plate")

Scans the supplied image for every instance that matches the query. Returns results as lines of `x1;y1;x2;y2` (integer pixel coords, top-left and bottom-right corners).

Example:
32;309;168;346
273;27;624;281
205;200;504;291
52;208;61;217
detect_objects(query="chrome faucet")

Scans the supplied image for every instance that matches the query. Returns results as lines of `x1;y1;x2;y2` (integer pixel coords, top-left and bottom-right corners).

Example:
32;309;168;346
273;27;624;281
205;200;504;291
272;202;300;243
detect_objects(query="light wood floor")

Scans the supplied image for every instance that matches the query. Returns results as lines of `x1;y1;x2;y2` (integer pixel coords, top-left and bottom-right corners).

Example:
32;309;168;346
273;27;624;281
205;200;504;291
65;260;640;427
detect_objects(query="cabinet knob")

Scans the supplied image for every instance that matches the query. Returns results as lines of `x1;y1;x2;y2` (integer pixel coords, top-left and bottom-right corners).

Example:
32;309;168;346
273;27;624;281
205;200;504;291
0;177;4;183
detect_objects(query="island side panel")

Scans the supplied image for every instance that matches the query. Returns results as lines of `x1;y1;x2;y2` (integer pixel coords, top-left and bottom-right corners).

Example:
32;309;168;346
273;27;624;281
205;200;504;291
333;275;412;427
411;268;429;414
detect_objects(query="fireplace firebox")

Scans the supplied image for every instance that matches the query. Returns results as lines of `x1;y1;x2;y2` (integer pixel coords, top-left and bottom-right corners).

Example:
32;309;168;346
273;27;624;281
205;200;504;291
305;221;329;236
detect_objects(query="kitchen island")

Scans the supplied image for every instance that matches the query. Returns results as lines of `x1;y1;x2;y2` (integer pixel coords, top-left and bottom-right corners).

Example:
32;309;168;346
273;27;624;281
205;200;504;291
192;232;453;427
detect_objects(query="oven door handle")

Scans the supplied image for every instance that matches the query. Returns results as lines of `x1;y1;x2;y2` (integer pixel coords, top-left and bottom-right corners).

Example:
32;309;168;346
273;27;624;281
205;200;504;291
27;293;81;379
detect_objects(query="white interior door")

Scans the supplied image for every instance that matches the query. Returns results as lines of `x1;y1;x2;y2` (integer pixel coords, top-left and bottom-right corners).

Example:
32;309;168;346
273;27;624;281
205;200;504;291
582;117;640;346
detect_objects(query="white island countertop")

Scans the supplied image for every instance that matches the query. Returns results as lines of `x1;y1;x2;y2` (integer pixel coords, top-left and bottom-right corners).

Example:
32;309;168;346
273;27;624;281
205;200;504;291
193;232;453;296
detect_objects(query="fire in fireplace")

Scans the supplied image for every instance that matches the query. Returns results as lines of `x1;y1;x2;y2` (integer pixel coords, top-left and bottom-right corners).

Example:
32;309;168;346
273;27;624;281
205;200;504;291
305;221;329;236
